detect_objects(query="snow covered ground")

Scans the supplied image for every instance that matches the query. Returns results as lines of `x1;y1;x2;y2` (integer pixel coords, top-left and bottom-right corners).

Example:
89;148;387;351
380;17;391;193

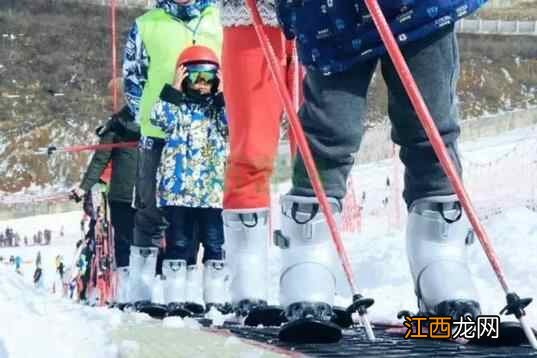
1;125;536;357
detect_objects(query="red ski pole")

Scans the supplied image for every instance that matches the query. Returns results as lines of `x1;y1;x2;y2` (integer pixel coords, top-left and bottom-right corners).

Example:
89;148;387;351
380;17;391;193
363;0;536;348
244;0;376;341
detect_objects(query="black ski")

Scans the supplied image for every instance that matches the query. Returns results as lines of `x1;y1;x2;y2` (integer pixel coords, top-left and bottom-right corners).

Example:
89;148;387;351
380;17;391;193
332;306;353;328
131;301;169;319
183;302;205;316
278;318;342;343
166;302;194;318
243;305;287;327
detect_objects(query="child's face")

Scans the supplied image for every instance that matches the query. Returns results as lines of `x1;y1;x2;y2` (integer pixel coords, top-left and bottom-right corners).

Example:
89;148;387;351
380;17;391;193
189;79;212;95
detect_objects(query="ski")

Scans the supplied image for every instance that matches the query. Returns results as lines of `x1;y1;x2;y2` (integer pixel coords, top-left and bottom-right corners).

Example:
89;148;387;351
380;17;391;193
243;305;287;327
183;302;205;316
278;318;342;344
167;303;195;318
129;301;169;320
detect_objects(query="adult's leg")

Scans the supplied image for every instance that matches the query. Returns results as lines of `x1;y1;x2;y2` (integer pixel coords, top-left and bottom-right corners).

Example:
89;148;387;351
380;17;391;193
133;137;166;247
382;26;480;318
289;61;377;199
281;59;377;325
128;137;165;303
109;201;135;268
222;26;285;209
221;26;286;316
381;26;462;207
109;200;135;304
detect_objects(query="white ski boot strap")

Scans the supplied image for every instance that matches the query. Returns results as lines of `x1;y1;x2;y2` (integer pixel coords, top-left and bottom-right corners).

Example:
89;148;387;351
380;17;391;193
410;198;462;224
277;195;341;249
132;246;159;259
163;260;187;277
223;207;269;228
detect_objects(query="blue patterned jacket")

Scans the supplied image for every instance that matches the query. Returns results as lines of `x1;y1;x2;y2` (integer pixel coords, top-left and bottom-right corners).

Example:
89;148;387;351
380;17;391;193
277;0;487;75
150;85;228;208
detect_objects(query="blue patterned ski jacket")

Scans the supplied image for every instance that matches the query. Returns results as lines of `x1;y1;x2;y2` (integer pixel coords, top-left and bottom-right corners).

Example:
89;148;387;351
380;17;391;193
277;0;487;75
150;85;228;209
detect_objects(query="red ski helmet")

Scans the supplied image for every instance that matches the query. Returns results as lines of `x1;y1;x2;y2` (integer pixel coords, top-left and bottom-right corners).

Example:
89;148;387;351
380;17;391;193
177;45;219;94
177;45;219;68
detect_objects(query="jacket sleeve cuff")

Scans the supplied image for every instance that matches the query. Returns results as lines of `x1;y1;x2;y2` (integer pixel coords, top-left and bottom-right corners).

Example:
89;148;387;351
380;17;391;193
160;84;185;107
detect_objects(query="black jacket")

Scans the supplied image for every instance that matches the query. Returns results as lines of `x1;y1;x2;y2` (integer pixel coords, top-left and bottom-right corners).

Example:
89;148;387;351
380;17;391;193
80;106;139;203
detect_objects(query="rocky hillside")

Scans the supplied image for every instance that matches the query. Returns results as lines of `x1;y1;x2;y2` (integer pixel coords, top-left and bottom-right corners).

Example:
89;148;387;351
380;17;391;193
365;33;537;124
0;0;142;193
0;0;536;194
476;0;537;21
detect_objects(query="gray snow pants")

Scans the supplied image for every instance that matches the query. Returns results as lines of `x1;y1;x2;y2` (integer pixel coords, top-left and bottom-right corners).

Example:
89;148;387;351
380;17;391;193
290;25;463;207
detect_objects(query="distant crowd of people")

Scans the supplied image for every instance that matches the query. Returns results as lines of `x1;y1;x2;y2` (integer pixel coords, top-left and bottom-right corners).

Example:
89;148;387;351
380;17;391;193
0;227;61;248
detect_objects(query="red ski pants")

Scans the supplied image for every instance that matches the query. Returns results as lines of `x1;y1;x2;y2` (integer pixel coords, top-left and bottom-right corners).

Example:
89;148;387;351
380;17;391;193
222;26;293;209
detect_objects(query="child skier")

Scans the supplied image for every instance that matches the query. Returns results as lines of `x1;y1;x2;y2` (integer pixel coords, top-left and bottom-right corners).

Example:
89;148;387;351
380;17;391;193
123;0;222;314
147;45;228;316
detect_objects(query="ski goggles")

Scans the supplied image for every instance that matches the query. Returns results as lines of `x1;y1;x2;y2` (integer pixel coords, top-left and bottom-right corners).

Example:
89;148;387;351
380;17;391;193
185;64;218;84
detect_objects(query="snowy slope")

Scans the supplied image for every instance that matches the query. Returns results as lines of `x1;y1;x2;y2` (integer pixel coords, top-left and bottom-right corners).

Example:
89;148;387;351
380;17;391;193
0;212;284;358
337;125;537;323
0;267;284;358
0;211;83;289
1;125;536;357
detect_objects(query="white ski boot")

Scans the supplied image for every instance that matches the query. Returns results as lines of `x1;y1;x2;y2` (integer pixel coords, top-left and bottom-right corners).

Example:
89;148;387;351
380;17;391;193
127;246;165;316
162;259;192;318
203;260;230;312
114;266;129;307
184;264;205;315
406;195;481;320
278;195;341;321
276;195;343;342
223;208;283;326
